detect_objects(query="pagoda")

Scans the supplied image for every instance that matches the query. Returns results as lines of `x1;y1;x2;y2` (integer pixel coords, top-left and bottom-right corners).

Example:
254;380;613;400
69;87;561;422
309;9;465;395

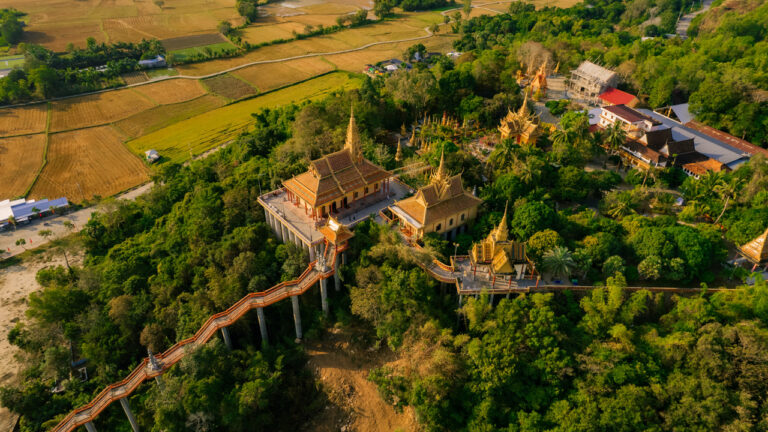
470;203;530;275
498;92;541;145
389;150;482;240
738;227;768;267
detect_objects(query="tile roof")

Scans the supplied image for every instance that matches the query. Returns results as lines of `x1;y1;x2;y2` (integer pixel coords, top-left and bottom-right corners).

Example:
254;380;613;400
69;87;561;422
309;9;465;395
394;175;482;225
599;87;638;105
604;104;659;124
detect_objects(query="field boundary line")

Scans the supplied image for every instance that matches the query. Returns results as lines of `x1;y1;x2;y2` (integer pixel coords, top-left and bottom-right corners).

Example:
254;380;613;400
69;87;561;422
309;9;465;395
113;93;225;139
23;102;52;197
127;86;161;107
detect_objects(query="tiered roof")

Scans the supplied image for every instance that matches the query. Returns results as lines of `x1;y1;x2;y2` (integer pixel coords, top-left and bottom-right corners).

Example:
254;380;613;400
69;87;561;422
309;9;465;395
318;216;355;244
282;110;391;207
393;151;482;227
738;228;768;264
499;93;540;141
470;203;528;274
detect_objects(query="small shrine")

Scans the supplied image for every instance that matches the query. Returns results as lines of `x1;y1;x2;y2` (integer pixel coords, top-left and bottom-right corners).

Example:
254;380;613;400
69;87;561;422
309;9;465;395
498;93;541;145
470;204;531;277
737;227;768;269
529;61;548;96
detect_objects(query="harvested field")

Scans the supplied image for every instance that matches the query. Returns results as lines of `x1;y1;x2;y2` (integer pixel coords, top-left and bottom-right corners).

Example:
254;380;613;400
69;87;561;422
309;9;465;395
170;41;239;62
115;95;227;139
0;104;48;137
325;35;455;72
0;134;46;199
161;33;228;51
49;89;156;132
127;72;359;163
132;79;208;105
202;74;259;100
122;71;149;85
30;127;149;202
234;57;335;92
241;22;307;45
3;0;241;51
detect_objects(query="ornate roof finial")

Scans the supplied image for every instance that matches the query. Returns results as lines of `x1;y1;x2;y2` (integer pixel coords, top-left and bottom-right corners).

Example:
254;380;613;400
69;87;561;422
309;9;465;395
494;201;509;241
395;140;403;162
345;106;363;163
431;148;449;185
518;90;529;116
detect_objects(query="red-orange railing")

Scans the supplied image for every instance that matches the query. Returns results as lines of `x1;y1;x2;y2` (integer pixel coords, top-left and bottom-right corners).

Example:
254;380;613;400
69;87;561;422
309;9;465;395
50;242;346;432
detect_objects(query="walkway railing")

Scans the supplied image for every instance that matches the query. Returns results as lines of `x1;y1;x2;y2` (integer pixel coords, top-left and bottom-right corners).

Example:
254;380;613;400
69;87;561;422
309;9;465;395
50;242;346;432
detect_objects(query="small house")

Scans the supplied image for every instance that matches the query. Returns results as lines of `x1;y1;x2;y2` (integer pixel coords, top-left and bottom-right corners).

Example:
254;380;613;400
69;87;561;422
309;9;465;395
145;149;160;163
138;55;167;69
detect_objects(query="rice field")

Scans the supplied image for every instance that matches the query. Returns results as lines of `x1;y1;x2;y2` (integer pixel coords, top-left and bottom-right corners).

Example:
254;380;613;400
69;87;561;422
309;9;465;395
49;89;157;132
202;74;259;101
132;79;209;105
126;72;360;163
3;0;242;51
233;57;336;92
122;71;150;85
170;42;239;63
114;94;227;139
0;134;46;199
29;126;149;202
0;104;48;137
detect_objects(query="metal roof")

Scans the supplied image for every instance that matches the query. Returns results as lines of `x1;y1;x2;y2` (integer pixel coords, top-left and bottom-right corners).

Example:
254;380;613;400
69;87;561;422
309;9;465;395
638;109;751;168
574;61;617;83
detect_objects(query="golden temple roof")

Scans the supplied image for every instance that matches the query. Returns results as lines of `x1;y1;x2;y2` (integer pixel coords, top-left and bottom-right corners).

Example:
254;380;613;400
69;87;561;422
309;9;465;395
738;227;768;264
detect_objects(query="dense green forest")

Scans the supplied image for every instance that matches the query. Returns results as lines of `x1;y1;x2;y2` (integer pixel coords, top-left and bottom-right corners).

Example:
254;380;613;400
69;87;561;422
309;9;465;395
3;0;768;430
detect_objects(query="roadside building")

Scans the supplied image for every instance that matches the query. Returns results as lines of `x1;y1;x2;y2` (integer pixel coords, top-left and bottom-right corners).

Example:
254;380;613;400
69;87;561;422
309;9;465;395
0;197;69;228
567;61;619;105
145;149;160;163
389;151;482;241
138;55;167;69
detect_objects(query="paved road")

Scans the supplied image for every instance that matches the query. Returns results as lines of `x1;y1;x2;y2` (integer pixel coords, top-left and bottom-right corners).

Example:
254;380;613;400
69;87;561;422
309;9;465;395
0;183;153;259
676;0;714;38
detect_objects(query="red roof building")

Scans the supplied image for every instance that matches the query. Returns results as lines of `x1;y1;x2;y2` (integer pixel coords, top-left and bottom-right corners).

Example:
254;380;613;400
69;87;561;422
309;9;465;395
599;87;639;107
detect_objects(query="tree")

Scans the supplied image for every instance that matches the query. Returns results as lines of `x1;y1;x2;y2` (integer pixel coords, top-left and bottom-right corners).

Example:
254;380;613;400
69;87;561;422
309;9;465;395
384;69;437;117
512;201;557;240
605;122;627;158
154;0;165;8
218;20;233;35
15;238;26;250
429;23;440;34
713;176;742;224
0;16;23;45
527;229;563;264
542;246;576;280
373;0;394;19
602;255;625;278
638;255;663;280
463;0;472;17
602;190;637;219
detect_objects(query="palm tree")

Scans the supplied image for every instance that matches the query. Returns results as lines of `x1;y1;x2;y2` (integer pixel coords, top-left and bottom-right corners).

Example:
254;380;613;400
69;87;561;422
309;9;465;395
489;138;517;170
604;191;637;219
550;129;572;150
713;176;742;224
606;123;627;157
542;246;576;280
698;171;721;197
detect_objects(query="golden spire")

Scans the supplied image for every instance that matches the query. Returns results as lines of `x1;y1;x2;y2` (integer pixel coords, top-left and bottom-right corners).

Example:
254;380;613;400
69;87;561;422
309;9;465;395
395;140;403;162
493;202;509;241
409;127;416;144
518;90;529;117
345;107;362;162
431;148;449;185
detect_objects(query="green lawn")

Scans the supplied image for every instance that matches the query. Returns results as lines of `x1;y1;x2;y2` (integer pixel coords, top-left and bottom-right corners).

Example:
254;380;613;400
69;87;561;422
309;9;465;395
125;72;361;163
0;54;25;70
170;42;238;62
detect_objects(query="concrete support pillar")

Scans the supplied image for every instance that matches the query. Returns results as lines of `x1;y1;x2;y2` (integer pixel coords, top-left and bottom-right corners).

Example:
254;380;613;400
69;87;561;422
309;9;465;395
309;244;316;261
458;294;463;306
256;307;268;346
282;225;289;244
85;422;97;432
155;375;164;389
220;326;232;350
489;294;494;306
334;259;341;291
119;397;140;432
291;296;302;341
320;278;329;316
277;220;284;242
342;251;347;265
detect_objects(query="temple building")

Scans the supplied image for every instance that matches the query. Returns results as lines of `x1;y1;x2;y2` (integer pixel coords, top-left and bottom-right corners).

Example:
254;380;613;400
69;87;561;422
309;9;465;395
499;94;541;145
281;110;392;219
567;61;619;105
470;204;531;277
738;228;768;268
389;151;482;240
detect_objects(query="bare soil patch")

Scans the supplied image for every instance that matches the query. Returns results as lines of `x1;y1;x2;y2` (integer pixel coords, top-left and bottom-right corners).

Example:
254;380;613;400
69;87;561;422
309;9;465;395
0;250;84;430
303;327;419;432
29;126;149;202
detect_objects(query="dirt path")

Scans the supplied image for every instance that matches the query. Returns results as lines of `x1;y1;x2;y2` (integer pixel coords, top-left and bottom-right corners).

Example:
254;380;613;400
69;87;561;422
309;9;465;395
0;250;84;430
303;328;419;432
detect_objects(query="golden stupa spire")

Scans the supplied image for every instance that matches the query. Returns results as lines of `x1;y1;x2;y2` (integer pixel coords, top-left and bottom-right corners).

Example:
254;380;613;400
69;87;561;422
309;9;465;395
431;148;449;185
345;106;362;162
493;201;509;241
518;90;529;117
395;140;403;162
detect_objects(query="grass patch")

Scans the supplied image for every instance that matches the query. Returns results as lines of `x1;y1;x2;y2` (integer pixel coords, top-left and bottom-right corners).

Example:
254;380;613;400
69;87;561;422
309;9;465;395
0;54;24;69
146;68;179;79
126;72;360;164
170;42;238;62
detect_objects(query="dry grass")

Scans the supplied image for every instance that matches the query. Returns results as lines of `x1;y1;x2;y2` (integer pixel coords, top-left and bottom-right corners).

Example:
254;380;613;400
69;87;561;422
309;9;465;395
132;79;208;105
241;22;308;45
0;104;48;138
0;134;46;198
202;74;259;100
161;33;228;51
325;35;455;71
233;57;335;92
4;0;242;51
29;126;149;202
114;94;227;139
49;89;157;132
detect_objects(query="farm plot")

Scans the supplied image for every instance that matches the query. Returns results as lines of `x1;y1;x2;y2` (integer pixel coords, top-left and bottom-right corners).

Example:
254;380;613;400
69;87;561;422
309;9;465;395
49;89;156;132
170;42;239;63
233;57;335;92
241;22;308;46
0;134;46;199
324;35;455;72
115;95;227;139
3;0;241;51
132;79;208;105
127;72;359;163
0;104;48;137
202;74;259;100
0;55;25;70
122;71;150;85
161;33;229;51
29;126;149;202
